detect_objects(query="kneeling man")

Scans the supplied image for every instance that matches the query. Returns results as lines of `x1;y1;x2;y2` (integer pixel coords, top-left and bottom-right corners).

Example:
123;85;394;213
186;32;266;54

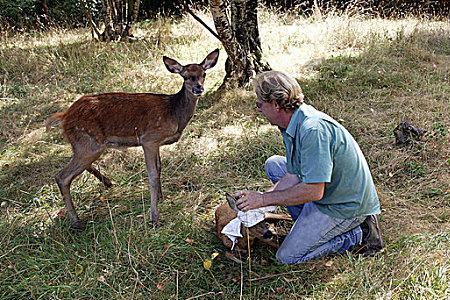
235;71;384;264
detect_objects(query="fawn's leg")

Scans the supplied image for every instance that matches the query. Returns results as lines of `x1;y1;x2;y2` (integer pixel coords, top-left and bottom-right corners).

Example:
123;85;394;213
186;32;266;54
86;166;112;188
142;144;162;224
56;134;104;230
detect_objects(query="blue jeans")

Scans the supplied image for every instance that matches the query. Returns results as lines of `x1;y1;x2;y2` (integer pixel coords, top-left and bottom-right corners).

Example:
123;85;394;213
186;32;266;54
265;155;364;264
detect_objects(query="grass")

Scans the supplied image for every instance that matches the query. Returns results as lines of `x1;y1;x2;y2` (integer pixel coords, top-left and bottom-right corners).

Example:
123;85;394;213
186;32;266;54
1;7;450;299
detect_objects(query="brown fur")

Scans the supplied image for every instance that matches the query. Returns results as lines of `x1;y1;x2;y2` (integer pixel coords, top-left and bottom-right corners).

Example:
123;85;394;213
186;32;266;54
47;49;219;230
214;201;291;250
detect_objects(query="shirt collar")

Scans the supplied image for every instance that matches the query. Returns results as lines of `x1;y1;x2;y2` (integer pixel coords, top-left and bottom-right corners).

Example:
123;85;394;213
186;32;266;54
285;106;304;138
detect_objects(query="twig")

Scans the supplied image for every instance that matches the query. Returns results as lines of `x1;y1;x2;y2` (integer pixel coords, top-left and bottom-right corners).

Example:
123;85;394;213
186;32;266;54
176;269;179;300
185;291;222;300
106;200;121;261
0;244;39;260
156;244;173;264
42;206;56;227
390;260;425;295
239;251;243;300
249;270;307;282
127;217;144;298
246;229;252;291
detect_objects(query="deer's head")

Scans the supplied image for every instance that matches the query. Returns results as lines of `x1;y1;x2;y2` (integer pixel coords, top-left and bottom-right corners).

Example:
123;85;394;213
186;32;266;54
163;49;220;96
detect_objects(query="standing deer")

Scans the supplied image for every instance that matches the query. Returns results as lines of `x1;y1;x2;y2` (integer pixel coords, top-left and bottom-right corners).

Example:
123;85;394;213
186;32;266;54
46;49;219;230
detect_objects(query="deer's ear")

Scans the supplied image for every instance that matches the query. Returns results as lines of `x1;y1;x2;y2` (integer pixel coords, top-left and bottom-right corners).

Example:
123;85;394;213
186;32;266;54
201;49;219;70
163;56;184;73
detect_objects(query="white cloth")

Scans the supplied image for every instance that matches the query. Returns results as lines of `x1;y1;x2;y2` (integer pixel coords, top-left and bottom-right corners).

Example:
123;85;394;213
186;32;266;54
221;206;276;250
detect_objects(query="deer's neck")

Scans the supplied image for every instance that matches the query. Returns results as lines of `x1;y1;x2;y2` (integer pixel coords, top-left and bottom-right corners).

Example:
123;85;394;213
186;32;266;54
172;83;199;131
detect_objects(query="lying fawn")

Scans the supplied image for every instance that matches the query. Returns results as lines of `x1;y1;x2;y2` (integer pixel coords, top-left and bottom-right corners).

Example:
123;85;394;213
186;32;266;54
46;49;220;230
215;196;291;251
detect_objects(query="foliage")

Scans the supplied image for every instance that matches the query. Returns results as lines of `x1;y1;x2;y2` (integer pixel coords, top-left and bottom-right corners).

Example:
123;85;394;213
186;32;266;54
0;0;84;30
261;0;450;17
0;0;39;29
140;0;208;18
0;8;449;299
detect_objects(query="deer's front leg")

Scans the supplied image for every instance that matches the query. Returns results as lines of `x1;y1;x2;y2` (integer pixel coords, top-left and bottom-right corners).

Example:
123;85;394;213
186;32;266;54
142;144;162;224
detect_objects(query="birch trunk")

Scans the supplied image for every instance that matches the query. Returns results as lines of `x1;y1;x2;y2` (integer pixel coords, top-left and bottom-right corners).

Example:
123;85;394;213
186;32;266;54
84;0;140;42
210;0;270;87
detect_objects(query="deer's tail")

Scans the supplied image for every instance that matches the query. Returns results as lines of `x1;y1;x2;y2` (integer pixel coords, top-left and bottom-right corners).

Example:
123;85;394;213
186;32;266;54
45;112;65;131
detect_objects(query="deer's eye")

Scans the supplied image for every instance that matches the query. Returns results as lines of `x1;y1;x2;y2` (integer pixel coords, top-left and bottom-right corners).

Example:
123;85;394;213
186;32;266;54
190;76;196;81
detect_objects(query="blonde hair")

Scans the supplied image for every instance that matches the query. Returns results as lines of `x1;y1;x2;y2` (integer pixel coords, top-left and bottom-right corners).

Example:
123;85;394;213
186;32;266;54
254;71;304;110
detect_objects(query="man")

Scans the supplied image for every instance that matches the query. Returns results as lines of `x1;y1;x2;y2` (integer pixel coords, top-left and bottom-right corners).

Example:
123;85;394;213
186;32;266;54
235;71;384;264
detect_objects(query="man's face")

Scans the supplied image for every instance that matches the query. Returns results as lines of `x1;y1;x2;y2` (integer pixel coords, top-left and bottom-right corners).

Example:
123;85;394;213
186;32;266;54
256;98;279;126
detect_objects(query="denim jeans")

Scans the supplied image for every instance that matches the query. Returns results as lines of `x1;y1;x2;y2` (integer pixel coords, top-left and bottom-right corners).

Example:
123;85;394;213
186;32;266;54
265;155;365;264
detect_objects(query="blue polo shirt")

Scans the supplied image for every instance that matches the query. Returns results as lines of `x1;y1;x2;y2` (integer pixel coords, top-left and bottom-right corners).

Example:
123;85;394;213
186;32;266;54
280;104;381;219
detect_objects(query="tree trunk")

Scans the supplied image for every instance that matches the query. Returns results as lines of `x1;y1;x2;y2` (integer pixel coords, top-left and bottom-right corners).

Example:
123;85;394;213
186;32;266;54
210;0;271;87
83;0;140;42
38;0;50;28
232;0;270;74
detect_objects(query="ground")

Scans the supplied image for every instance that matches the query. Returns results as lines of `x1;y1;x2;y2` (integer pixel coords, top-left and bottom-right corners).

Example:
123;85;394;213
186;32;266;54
0;8;449;299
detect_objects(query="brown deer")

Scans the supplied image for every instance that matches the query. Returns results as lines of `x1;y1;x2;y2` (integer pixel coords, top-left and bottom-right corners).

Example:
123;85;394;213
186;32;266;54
46;49;220;230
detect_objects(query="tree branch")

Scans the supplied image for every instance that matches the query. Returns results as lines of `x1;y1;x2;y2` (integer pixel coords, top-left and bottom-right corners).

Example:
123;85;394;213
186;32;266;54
185;6;221;41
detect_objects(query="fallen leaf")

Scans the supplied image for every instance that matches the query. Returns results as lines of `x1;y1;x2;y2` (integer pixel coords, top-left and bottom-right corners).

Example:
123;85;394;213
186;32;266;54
388;172;394;177
99;196;107;202
51;208;66;219
98;275;106;283
211;252;219;260
203;259;212;270
325;260;334;267
156;282;165;291
276;287;284;294
185;238;194;244
74;264;84;276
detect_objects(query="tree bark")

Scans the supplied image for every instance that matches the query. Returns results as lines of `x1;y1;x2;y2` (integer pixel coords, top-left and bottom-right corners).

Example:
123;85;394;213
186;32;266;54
38;0;50;28
84;0;140;42
210;0;271;87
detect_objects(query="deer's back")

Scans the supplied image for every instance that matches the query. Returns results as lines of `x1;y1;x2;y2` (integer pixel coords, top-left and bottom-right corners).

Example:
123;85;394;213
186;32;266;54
62;93;177;144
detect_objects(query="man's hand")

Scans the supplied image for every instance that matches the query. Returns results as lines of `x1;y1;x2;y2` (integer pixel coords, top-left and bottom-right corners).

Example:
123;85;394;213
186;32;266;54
235;191;265;212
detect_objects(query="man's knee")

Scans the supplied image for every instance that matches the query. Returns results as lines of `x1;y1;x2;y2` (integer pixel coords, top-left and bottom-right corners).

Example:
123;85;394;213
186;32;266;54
276;247;307;265
264;155;286;182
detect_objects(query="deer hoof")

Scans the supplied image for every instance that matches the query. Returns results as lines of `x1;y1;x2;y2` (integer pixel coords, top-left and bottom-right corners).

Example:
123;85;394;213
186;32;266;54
150;213;160;225
103;178;113;188
70;220;85;231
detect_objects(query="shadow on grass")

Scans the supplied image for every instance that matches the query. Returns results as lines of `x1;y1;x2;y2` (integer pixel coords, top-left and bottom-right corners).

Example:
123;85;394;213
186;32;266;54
1;26;450;298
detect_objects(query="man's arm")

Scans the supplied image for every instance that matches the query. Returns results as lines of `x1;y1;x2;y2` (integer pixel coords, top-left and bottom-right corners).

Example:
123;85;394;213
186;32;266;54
235;175;324;211
266;173;300;192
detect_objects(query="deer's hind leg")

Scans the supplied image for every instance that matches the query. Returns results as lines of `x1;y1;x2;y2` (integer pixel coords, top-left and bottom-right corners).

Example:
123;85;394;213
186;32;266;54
56;132;106;230
86;166;112;188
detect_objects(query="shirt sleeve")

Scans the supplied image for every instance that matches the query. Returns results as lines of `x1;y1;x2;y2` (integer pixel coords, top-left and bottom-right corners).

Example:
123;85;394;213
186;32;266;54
298;128;333;183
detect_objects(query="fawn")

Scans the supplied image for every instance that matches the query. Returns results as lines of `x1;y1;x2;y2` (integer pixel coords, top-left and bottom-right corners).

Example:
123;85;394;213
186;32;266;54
46;49;219;229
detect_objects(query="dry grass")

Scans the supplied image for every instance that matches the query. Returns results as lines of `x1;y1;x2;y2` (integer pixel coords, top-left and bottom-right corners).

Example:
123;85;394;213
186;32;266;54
0;7;449;299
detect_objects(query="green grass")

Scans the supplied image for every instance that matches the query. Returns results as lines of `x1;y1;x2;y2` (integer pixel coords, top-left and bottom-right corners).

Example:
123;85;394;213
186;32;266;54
1;8;450;299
